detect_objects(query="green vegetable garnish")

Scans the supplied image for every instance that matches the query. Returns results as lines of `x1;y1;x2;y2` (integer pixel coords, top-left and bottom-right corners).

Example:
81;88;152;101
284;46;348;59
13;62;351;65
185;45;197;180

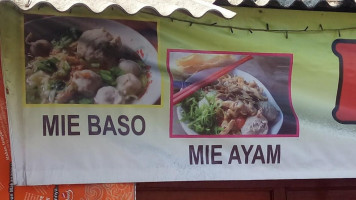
180;91;222;135
99;68;123;86
140;74;148;89
109;67;123;77
52;36;73;49
78;98;94;104
99;70;115;86
52;61;71;79
52;28;81;49
90;63;100;68
62;61;71;72
37;57;59;74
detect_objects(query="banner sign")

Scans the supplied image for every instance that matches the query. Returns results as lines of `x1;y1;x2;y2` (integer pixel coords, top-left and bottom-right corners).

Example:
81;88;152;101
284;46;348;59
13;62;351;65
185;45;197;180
2;3;356;185
0;50;134;200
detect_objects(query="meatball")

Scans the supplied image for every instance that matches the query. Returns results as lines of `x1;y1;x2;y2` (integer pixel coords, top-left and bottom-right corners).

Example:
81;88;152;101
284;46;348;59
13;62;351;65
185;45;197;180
26;71;50;88
72;70;102;97
241;111;268;135
118;60;141;77
77;28;122;66
116;73;142;96
258;101;279;122
30;39;53;57
94;86;123;104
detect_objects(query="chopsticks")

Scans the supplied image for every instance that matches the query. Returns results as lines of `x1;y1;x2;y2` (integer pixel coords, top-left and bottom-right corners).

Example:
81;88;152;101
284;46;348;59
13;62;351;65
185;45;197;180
172;55;253;105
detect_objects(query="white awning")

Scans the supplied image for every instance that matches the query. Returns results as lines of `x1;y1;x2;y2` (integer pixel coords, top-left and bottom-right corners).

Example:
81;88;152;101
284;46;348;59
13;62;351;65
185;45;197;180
0;0;236;18
223;0;343;8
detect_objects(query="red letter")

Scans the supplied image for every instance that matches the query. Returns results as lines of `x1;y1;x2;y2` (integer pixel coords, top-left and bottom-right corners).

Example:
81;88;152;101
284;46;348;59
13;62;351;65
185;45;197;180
333;39;356;123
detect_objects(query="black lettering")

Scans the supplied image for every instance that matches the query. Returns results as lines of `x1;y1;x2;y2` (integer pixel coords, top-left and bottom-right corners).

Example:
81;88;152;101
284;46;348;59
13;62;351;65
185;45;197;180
211;145;222;164
228;145;242;164
68;115;80;135
252;145;265;164
61;115;65;136
205;145;209;164
103;115;117;135
189;145;203;165
118;115;130;135
267;145;281;164
242;145;254;164
43;115;59;136
88;115;101;135
132;115;145;135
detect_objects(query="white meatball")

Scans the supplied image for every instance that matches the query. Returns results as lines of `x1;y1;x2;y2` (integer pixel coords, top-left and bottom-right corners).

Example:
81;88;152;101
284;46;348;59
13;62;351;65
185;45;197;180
116;73;142;95
72;70;102;97
27;71;52;103
77;28;121;66
241;111;268;135
26;71;50;88
118;60;141;77
94;86;123;104
258;101;279;122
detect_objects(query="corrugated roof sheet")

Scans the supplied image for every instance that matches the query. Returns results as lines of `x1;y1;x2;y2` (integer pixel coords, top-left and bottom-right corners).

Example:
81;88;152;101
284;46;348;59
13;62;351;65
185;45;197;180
216;0;344;8
0;0;236;18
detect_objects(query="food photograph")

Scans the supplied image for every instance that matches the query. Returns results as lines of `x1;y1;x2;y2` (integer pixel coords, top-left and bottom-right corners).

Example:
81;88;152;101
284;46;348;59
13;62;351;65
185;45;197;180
24;15;160;105
169;51;298;137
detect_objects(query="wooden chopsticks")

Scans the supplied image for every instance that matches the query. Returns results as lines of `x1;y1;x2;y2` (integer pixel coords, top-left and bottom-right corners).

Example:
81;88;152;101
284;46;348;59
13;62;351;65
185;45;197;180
172;55;253;105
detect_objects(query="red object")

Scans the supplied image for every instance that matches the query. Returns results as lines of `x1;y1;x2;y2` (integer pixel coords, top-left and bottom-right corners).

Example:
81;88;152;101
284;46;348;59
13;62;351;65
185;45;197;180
173;55;253;105
235;117;247;130
332;39;356;123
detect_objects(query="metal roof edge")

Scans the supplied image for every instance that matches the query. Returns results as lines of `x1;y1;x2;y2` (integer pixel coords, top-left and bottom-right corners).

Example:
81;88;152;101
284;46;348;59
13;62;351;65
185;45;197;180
0;0;236;18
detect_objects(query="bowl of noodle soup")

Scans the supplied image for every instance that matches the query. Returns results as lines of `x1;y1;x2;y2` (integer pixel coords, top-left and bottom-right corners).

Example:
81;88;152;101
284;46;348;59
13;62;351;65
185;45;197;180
177;68;283;136
25;17;160;105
